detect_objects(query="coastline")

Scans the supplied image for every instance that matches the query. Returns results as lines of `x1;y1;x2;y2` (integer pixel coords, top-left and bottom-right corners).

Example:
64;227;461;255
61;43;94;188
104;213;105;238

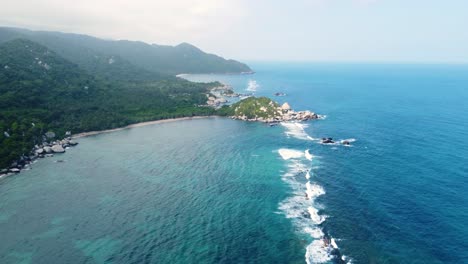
0;116;214;180
72;116;214;138
176;71;255;78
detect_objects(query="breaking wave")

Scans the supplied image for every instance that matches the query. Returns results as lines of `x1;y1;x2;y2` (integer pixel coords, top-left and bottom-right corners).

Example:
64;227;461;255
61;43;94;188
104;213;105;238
281;122;315;141
246;80;259;91
277;122;350;263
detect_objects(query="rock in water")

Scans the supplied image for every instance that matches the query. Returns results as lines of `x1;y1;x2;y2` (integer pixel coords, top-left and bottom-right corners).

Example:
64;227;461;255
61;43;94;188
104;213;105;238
51;145;65;153
321;138;335;144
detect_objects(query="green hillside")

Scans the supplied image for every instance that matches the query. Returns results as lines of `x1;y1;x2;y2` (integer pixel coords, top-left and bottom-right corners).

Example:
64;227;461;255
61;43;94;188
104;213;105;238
0;39;217;168
219;97;280;119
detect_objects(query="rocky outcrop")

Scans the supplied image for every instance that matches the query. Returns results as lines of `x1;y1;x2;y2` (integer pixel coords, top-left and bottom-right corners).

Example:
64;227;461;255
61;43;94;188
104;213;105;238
43;146;53;153
45;131;56;139
321;138;334;144
230;97;321;123
35;148;44;155
1;135;80;179
205;84;253;108
51;145;65;153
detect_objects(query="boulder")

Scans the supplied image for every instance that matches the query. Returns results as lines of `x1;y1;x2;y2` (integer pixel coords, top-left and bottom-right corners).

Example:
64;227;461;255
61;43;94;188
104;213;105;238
35;148;44;155
45;131;56;139
281;102;291;111
43;146;53;153
51;144;65;153
321;138;334;144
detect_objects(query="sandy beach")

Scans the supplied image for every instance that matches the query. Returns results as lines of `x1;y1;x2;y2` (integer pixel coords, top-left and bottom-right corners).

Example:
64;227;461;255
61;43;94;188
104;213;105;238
72;116;213;138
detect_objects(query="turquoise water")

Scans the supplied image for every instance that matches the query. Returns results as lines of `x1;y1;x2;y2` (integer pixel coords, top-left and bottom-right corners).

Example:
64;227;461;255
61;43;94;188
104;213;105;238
1;63;468;263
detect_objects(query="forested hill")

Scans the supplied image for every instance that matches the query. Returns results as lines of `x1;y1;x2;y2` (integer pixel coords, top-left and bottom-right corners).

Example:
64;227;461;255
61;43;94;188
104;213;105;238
0;39;218;168
0;27;252;76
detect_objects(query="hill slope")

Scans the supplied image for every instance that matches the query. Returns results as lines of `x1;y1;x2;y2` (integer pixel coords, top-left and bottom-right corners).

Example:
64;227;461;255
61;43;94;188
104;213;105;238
0;39;217;168
0;27;252;76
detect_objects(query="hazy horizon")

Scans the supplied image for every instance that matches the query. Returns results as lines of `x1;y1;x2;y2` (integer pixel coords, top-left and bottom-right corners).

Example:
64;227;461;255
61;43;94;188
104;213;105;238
1;0;467;63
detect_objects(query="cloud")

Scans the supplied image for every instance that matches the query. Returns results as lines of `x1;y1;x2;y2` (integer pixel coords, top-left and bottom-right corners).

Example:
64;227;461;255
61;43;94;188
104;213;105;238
0;0;246;44
0;0;466;62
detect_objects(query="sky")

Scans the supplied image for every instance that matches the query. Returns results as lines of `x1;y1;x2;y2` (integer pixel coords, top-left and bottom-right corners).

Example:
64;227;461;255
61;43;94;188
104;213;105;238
1;0;467;63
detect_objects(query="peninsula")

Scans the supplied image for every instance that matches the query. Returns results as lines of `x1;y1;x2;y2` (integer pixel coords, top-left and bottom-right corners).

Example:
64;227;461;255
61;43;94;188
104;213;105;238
0;28;320;178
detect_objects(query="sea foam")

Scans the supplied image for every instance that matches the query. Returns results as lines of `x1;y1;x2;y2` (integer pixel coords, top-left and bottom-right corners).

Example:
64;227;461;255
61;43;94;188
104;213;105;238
246;80;259;91
277;149;333;263
281;122;315;141
305;240;333;264
306;181;325;200
278;149;304;160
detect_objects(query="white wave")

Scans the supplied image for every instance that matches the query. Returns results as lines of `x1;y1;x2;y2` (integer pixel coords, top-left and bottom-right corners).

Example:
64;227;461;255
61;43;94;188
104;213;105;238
303;226;324;239
308;207;326;224
246;80;259;91
278;149;304;160
278;195;310;219
305;149;313;161
321;138;357;147
306;182;326;200
278;145;341;264
305;240;333;264
342;255;352;263
340;138;357;147
281;122;315;141
330;238;339;249
284;161;309;177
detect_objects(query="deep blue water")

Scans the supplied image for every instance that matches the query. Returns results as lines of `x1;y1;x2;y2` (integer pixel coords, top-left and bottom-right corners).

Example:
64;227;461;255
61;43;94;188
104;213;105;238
1;63;468;263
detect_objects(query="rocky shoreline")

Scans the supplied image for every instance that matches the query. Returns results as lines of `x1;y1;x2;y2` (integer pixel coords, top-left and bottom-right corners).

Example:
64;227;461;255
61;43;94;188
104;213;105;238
205;84;252;108
231;101;322;123
1;97;324;180
0;136;79;179
1;116;214;180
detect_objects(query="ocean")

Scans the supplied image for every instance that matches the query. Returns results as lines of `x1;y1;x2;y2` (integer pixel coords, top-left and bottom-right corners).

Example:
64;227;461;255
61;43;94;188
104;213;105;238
1;63;467;263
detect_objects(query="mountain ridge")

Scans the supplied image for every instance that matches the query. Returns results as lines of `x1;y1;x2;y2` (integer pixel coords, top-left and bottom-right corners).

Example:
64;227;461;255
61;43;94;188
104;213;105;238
0;27;252;76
